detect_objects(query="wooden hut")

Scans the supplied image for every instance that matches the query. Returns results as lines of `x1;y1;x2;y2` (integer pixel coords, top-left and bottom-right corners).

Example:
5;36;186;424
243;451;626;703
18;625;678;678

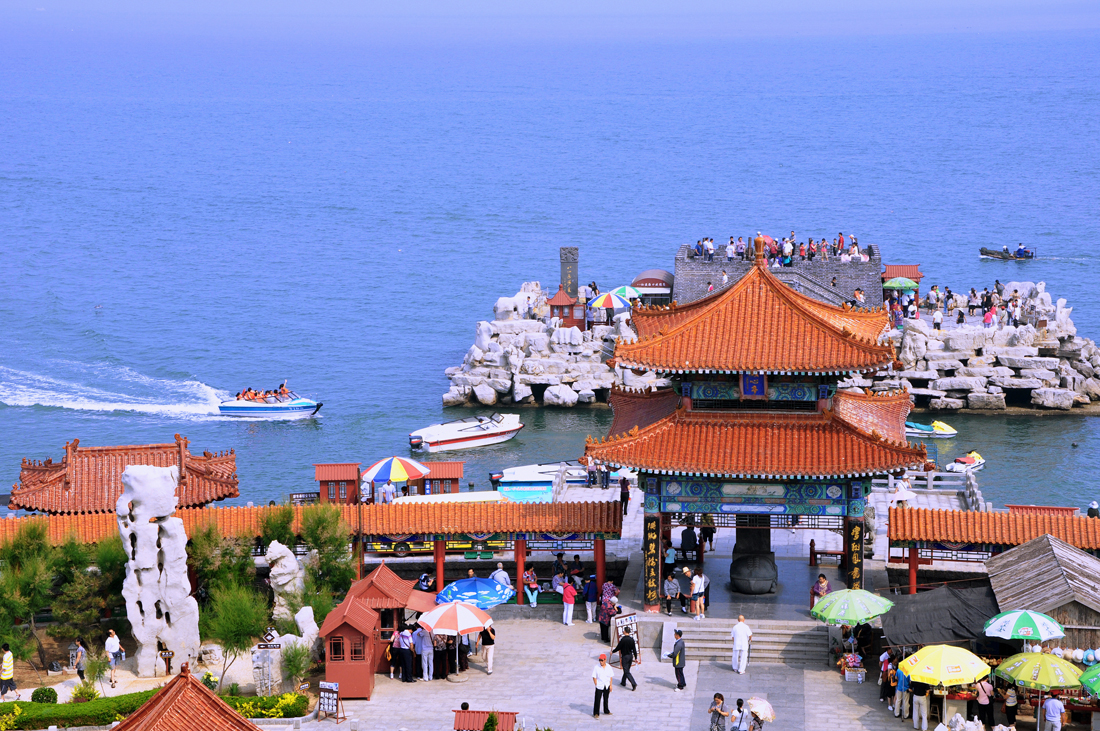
547;285;582;329
986;534;1100;649
319;599;380;700
314;463;361;505
112;662;260;731
406;461;464;496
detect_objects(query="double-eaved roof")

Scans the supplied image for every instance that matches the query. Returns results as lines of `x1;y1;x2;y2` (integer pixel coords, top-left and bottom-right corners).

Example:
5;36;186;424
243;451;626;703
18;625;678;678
618;246;893;375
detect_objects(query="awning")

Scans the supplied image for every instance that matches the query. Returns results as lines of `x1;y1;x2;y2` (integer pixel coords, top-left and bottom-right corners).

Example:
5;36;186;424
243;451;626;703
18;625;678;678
880;585;999;647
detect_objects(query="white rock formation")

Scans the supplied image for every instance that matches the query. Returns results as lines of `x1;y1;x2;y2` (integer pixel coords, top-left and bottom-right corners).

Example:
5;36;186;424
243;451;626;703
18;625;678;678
544;384;579;407
115;465;201;677
251;606;320;697
265;541;305;622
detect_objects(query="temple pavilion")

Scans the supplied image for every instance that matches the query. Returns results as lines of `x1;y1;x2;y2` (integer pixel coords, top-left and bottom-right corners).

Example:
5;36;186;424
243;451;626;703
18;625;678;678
584;236;926;611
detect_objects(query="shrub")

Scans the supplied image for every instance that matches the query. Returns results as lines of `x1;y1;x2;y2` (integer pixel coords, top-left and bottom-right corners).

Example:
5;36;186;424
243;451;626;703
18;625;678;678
29;688;56;705
199;581;268;691
482;711;498;731
220;693;308;718
69;682;99;703
260;505;296;551
0;689;157;729
200;671;219;692
227;683;240;697
280;643;311;689
0;705;22;731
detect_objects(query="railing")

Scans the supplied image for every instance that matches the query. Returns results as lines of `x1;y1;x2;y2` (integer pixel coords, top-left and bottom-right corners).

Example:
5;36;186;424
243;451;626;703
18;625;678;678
871;471;988;511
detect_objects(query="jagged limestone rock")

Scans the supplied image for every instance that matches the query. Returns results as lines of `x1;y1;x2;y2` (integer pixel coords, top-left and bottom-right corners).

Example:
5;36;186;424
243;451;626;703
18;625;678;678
543;384;579;407
1031;388;1076;410
266;541;305;622
116;465;201;677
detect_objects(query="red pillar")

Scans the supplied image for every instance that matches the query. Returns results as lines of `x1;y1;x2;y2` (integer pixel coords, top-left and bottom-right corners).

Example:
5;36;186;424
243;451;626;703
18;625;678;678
514;539;526;605
434;540;446;593
595;539;606;588
908;546;919;595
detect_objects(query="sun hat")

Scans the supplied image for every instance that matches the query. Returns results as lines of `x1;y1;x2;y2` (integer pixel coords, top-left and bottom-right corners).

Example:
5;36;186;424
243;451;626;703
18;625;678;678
1074;648;1085;662
1085;650;1097;666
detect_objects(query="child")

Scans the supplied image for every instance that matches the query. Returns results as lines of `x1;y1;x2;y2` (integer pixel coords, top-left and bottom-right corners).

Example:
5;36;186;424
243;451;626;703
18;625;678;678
709;693;730;731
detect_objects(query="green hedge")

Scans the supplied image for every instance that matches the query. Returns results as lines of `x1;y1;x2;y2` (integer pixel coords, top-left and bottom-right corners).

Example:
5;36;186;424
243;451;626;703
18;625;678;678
0;689;158;729
219;693;309;718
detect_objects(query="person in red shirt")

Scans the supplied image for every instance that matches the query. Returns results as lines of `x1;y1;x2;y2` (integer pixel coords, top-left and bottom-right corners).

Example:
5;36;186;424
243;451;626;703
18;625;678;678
562;582;577;626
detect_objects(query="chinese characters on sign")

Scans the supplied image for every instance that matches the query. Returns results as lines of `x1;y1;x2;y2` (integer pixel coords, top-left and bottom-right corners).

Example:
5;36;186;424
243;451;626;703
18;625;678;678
846;519;864;589
740;373;767;399
643;516;660;606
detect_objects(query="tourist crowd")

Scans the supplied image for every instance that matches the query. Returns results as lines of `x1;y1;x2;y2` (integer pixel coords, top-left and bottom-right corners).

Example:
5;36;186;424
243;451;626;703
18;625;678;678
691;231;869;268
885;279;1033;332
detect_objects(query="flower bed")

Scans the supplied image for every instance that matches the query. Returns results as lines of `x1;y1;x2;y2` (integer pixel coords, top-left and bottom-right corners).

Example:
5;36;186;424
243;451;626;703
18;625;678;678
0;689;158;729
220;693;309;719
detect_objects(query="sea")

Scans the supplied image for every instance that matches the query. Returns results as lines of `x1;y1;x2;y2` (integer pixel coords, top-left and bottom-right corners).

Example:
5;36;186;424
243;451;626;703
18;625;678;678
2;29;1099;510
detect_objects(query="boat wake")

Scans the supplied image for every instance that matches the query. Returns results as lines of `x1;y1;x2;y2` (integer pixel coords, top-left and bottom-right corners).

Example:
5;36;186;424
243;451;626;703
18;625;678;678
0;363;227;419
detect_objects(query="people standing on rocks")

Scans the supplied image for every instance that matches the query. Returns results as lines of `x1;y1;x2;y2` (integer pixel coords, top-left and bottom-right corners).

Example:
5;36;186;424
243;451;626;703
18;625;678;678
669;629;687;691
932;308;943;331
730;615;753;674
983;308;994;328
611;625;639;691
592;653;614;718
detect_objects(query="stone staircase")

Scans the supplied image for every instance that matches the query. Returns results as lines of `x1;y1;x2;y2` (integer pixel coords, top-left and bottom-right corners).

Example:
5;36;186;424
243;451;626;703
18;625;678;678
676;619;830;666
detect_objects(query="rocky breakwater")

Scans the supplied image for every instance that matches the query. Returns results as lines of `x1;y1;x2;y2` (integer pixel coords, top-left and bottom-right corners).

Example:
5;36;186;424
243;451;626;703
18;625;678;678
846;281;1100;411
443;283;668;407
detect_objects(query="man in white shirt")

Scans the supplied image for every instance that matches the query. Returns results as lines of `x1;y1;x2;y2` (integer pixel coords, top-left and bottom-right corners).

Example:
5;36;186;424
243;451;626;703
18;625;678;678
380;480;397;504
1044;695;1066;731
932;308;943;331
592;653;615;718
490;563;512;588
730;615;753;674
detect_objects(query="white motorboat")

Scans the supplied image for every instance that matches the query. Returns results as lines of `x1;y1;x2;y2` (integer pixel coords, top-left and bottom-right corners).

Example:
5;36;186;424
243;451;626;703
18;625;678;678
944;451;986;473
218;389;321;418
489;460;589;503
408;413;523;453
905;420;958;439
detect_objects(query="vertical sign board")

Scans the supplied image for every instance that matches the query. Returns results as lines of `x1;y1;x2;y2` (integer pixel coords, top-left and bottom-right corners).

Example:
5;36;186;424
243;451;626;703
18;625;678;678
318;681;345;724
611;612;639;649
845;518;864;590
560;247;579;298
642;515;661;609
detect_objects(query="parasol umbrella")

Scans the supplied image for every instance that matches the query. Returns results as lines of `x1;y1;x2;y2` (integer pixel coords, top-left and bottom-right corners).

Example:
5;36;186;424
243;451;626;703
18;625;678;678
361;456;430;483
810;589;894;626
899;645;991;687
610;286;640;300
418;601;494;680
1078;663;1100;696
883;277;919;291
589;292;631;310
746;697;775;723
994;652;1081;692
436;577;516;609
985;610;1066;643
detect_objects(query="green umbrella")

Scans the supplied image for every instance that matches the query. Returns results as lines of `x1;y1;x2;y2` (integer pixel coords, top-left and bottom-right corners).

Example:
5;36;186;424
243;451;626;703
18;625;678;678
984;609;1065;642
810;589;894;625
611;285;641;300
1079;664;1100;697
883;277;919;290
994;652;1081;691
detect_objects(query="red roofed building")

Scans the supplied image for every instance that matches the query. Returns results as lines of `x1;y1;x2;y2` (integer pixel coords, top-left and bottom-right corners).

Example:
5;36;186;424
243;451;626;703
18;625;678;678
112;662;260;731
314;463;361;504
547;284;583;329
406;461;464;496
586;236;924;609
882;264;924;284
12;435;238;515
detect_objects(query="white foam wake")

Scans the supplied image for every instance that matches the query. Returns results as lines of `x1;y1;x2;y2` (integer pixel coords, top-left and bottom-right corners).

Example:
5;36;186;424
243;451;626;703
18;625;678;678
0;363;226;419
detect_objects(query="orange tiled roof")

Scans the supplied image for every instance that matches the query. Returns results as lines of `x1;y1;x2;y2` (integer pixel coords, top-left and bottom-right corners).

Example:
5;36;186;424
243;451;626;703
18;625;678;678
547;284;577;306
113;663;259;731
888;508;1100;550
618;258;892;374
882;264;924;283
425;461;465;480
585;391;925;478
314;463;360;482
12;435;238;515
0;500;621;546
347;563;414;607
454;710;519;731
608;386;681;438
319;598;379;638
832;388;911;444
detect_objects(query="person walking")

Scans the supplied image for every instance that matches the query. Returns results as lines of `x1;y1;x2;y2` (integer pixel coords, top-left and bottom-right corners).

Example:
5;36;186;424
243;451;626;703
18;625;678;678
584;575;599;624
709;693;730;731
668;629;687;691
619;476;630;515
105;629;122;688
910;680;930;730
479;624;496;675
1044;694;1066;731
413;625;434;682
611;626;639;691
0;643;19;701
74;638;87;682
730;615;752;674
893;665;911;719
592;653;614;718
562;580;577;626
731;698;751;730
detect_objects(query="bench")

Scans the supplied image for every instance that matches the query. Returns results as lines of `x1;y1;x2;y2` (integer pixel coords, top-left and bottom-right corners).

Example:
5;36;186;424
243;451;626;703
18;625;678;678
808;539;846;569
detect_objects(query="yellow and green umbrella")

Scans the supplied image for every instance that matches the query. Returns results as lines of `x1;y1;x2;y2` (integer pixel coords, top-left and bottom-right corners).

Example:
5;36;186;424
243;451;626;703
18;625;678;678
883;277;919;291
994;652;1082;692
810;589;894;626
899;645;990;687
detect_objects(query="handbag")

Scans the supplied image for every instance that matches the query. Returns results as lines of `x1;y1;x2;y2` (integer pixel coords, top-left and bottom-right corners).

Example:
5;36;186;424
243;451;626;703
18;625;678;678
384;646;391;661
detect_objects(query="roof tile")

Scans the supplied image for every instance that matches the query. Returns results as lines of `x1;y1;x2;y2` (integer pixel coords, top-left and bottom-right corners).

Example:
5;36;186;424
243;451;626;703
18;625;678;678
114;663;260;731
888;507;1100;550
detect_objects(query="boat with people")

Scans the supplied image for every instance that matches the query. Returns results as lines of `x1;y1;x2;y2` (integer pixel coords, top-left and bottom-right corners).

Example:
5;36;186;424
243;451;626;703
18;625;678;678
489;460;589;502
408;413;524;453
218;382;321;417
904;420;958;439
980;245;1035;260
944;451;986;473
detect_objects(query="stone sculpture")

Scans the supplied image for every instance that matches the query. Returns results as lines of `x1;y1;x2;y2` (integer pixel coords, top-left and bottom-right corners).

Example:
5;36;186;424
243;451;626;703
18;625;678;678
115;465;201;677
251;606;320;696
265;540;305;621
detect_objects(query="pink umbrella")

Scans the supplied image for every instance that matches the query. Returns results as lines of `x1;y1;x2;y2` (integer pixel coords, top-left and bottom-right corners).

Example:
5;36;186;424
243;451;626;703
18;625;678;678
417;601;493;636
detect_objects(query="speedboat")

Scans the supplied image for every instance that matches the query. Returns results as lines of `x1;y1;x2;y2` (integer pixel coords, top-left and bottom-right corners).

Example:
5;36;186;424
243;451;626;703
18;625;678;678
489;460;589;502
944;451;985;473
218;390;322;418
408;413;523;453
905;420;958;439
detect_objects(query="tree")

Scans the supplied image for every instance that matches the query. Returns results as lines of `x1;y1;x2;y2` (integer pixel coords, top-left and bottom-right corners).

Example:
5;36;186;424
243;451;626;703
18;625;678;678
288;576;335;625
0;523;59;667
482;711;499;731
47;571;106;641
299;505;355;595
280;642;310;690
200;582;268;691
188;523;256;600
95;535;129;603
260;504;296;551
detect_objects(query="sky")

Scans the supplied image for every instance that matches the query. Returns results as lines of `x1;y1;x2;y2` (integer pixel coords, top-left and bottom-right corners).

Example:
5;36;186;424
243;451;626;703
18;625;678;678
2;0;1099;42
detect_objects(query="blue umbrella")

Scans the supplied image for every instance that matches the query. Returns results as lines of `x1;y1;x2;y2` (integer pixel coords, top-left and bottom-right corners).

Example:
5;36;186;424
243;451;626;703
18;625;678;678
436;577;515;609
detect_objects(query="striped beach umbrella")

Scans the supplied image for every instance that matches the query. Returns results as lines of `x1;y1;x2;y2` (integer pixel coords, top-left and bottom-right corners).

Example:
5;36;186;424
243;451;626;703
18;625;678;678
417;601;493;636
995;652;1081;691
610;286;640;300
985;610;1065;642
810;589;894;626
900;645;990;687
589;293;631;310
361;456;430;483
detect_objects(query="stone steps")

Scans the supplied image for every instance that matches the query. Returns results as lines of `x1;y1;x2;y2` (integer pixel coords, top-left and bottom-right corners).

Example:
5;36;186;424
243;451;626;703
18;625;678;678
676;620;830;665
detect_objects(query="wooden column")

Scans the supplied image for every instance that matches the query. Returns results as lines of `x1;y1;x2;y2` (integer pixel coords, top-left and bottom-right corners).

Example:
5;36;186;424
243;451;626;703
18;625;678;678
514;538;526;605
642;516;662;612
844;517;865;590
908;546;919;595
595;539;606;589
434;540;446;593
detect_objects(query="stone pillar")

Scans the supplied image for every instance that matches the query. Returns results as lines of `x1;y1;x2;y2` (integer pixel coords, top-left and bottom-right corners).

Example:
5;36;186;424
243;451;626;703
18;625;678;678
908;546;919;595
560;247;579;298
844;517;865;589
642;515;661;612
434;540;446;594
595;538;606;590
514;538;527;605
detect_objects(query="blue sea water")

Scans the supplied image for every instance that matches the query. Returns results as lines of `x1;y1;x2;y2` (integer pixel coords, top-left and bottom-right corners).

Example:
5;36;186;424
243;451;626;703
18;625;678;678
1;30;1099;508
